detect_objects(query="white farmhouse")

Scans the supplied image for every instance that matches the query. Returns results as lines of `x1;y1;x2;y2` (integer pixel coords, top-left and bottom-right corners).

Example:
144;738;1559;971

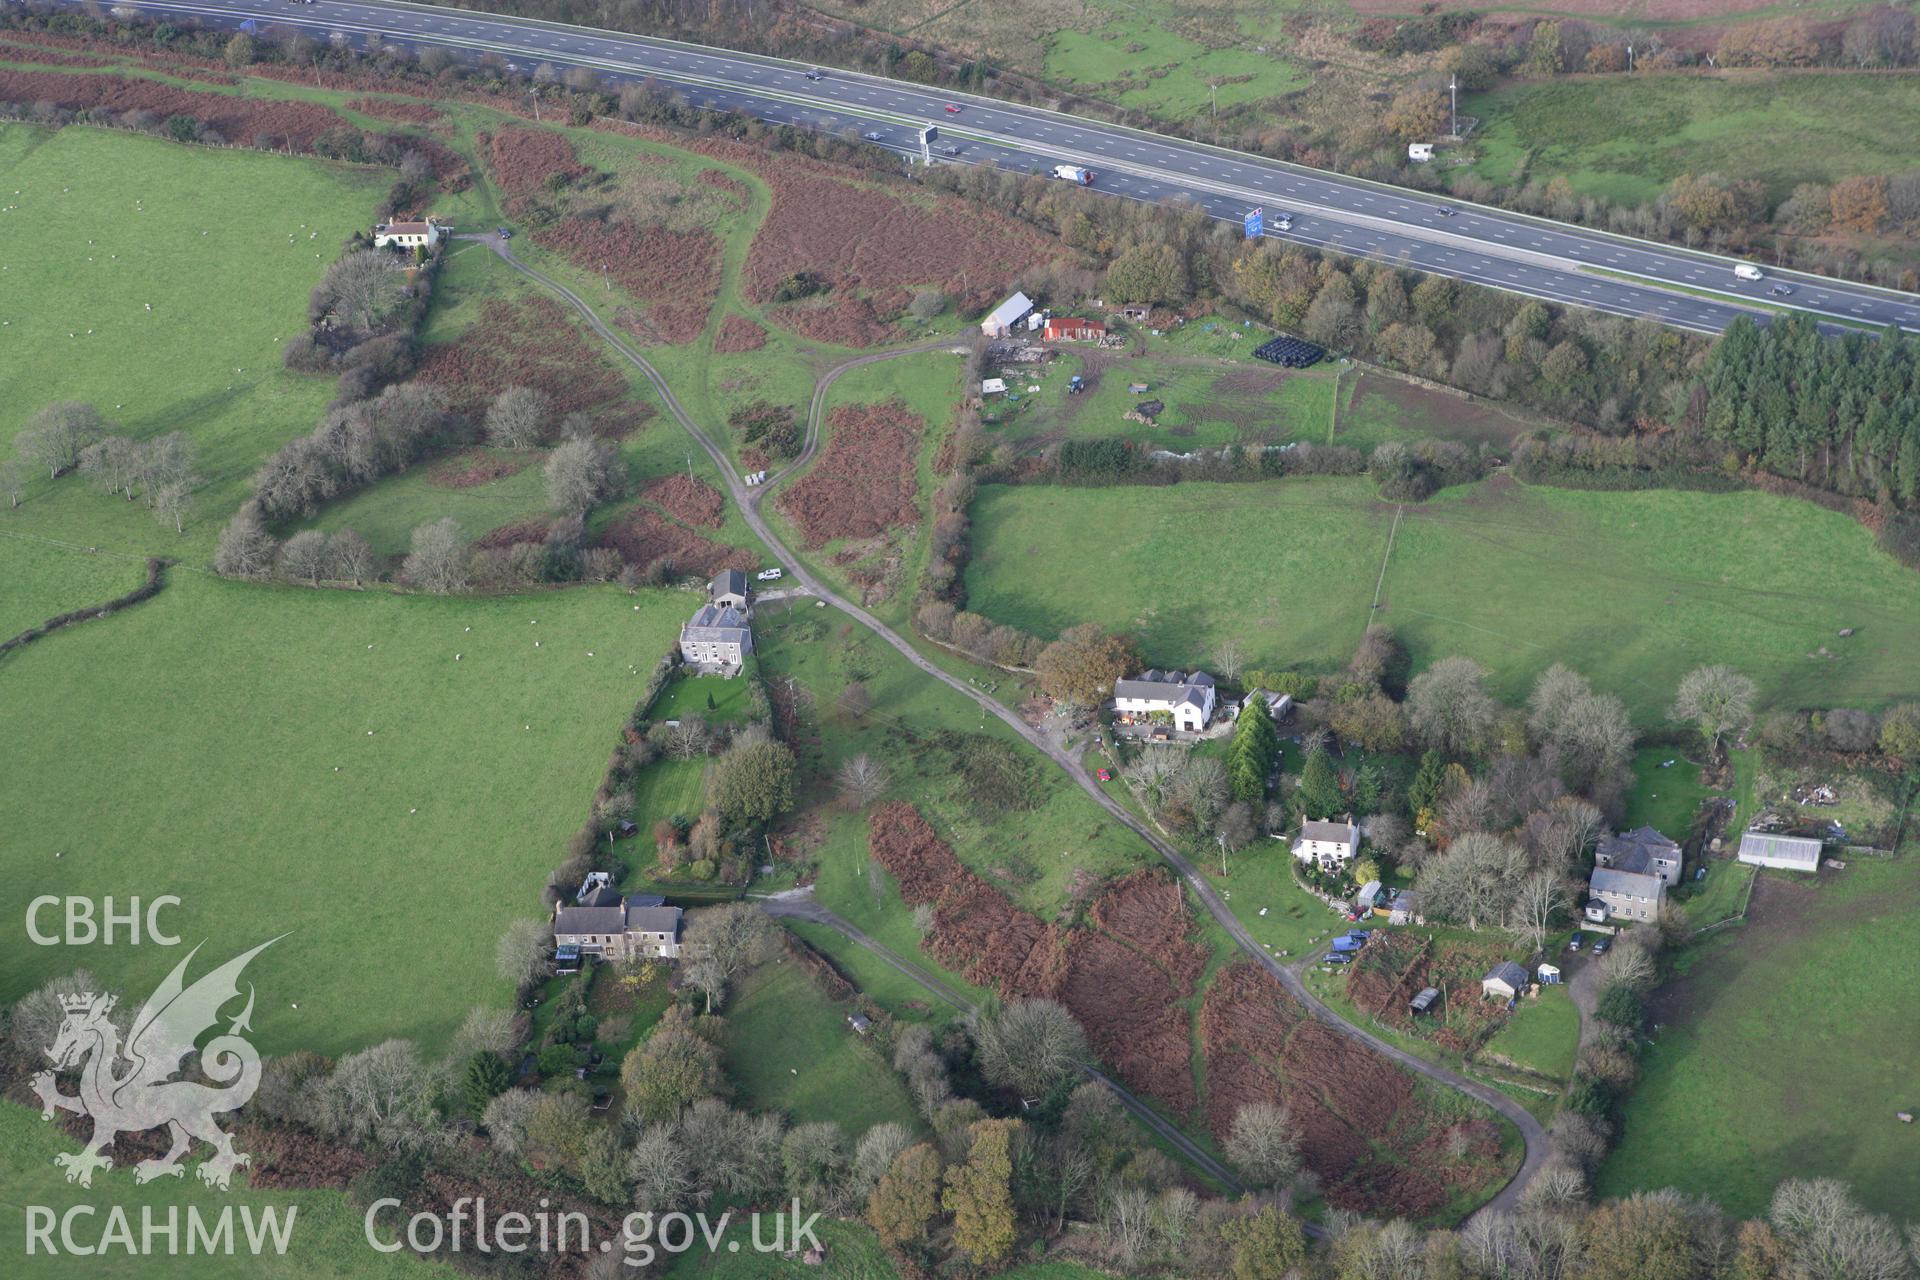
373;216;447;250
1293;815;1360;871
1112;669;1217;732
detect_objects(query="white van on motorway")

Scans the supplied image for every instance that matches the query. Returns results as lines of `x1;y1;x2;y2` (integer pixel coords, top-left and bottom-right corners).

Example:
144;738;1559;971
1733;263;1764;282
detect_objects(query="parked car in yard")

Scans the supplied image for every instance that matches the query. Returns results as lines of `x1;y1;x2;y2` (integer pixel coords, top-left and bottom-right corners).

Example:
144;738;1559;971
1593;936;1612;955
1095;768;1113;782
756;568;783;581
1567;933;1583;952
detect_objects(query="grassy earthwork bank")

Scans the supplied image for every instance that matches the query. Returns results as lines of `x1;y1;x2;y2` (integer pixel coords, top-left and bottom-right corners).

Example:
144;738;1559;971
965;477;1920;722
0;548;690;1057
1599;856;1920;1219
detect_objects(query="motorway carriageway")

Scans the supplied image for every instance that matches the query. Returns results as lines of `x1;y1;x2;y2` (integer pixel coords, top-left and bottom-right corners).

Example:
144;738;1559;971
64;0;1920;336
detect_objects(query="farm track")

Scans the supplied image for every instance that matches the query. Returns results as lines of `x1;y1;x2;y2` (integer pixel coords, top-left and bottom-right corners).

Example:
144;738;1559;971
482;235;1550;1219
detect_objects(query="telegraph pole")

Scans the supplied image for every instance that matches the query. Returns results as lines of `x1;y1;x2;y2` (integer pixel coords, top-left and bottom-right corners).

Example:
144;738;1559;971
1449;76;1458;139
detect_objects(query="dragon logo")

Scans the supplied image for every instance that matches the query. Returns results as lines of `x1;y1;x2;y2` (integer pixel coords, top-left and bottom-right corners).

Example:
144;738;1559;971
31;938;281;1190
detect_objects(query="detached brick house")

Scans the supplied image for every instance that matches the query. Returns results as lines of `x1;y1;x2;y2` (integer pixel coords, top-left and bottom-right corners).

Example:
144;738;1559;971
552;895;683;962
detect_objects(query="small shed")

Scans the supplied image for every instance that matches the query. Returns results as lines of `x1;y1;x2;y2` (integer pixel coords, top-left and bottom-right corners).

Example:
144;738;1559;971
1409;987;1440;1015
1128;382;1150;394
1537;963;1562;985
1408;143;1434;162
981;377;1007;396
847;1013;873;1036
1356;880;1383;913
1582;902;1608;924
1481;961;1528;1001
1389;890;1423;926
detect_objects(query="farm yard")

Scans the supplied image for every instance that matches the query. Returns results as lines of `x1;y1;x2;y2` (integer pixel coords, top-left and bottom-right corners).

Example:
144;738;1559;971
965;478;1920;722
1601;858;1920;1219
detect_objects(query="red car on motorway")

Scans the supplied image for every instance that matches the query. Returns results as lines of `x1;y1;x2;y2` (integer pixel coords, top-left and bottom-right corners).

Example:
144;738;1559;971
944;103;962;113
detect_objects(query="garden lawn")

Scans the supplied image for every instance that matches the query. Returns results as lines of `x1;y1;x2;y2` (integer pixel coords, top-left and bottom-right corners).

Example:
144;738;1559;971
966;478;1920;723
1478;983;1579;1082
0;538;148;639
0;572;689;1057
0;124;387;560
1465;72;1920;206
1600;858;1920;1219
0;1102;447;1278
1621;745;1717;840
719;958;922;1136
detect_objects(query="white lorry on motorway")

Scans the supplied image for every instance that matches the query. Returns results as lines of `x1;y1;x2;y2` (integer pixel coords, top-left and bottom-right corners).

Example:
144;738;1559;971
1733;263;1764;282
1050;165;1096;185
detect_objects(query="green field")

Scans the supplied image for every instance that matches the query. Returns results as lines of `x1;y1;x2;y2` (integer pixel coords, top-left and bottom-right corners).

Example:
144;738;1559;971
986;348;1337;453
965;477;1920;722
0;537;149;639
1600;858;1920;1219
0;547;689;1057
1466;72;1920;206
721;958;922;1135
0;1102;446;1278
0;125;387;559
1042;8;1309;117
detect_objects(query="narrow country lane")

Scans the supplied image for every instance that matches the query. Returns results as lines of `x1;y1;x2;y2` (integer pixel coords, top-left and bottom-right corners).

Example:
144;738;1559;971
481;236;1549;1218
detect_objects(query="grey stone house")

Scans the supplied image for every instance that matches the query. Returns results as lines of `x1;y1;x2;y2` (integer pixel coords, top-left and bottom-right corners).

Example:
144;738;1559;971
1595;826;1683;886
679;603;752;671
1589;866;1666;923
552;895;683;962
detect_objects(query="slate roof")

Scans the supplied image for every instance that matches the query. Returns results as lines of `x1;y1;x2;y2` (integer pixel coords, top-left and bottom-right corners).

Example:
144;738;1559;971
553;906;627;936
1113;669;1214;709
626;906;683;936
1299;818;1357;845
1484;961;1528;991
682;604;751;645
710;569;748;599
1590;866;1665;899
1597;826;1681;875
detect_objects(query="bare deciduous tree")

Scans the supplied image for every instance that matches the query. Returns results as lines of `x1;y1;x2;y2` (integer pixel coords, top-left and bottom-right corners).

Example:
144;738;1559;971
1408;655;1498;756
278;529;331;586
482;1087;541;1156
494;917;550;989
16;402;106;478
1670;664;1757;754
326;529;374;586
1214;637;1245;683
1770;1178;1912;1280
150;480;192;533
627;1123;692;1215
484;386;552;450
322;1039;441;1153
679;903;774;1014
545;437;627;514
970;999;1089;1098
0;457;28;508
1508;869;1571;953
1223;1101;1301;1189
212;504;278;579
836;752;888;808
318;249;408;332
1415;830;1530;932
402;517;469;594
